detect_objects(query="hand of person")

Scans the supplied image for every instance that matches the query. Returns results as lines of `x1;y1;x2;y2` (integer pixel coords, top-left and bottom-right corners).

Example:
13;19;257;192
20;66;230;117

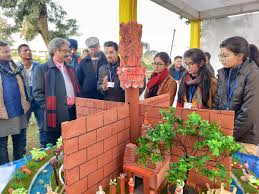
102;75;108;91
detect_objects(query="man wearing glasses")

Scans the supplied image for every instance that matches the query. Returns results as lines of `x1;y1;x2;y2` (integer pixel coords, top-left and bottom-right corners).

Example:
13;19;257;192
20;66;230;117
33;37;80;145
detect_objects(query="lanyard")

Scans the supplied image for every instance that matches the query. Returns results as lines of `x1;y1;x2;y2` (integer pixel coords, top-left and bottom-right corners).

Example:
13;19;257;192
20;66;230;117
226;64;241;110
188;85;197;103
108;68;114;82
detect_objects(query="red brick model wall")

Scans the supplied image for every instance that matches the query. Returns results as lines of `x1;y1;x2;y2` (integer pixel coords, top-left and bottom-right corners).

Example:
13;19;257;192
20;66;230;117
140;93;170;107
139;104;234;189
62;100;130;194
62;95;234;193
76;97;125;118
139;94;171;127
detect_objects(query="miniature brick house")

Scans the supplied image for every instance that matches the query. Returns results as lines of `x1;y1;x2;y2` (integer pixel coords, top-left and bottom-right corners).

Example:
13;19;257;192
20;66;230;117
61;94;234;194
61;21;234;193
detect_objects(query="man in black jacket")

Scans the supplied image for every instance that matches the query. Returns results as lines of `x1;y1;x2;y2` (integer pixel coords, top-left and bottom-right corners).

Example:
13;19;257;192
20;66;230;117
97;41;124;102
76;37;107;99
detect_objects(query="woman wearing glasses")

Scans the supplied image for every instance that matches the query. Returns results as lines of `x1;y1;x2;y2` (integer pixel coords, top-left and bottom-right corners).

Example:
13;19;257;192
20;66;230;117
214;36;259;155
145;52;177;105
177;48;217;109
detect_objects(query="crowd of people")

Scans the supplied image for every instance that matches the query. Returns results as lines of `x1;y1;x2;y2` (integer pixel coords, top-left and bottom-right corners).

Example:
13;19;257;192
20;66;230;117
0;35;259;165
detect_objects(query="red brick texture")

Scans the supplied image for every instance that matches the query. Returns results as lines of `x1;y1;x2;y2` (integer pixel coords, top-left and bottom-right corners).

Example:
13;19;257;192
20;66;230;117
63;95;234;193
140;93;170;107
62;99;130;194
76;97;124;118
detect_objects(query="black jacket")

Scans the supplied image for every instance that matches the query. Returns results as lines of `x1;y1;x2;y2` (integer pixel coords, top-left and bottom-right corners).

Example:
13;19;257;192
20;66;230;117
76;51;107;99
213;59;259;145
32;58;79;132
97;58;125;102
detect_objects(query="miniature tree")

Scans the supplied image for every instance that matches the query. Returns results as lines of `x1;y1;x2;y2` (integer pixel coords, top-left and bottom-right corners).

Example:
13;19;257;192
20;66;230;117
30;148;47;161
56;136;63;149
137;107;241;191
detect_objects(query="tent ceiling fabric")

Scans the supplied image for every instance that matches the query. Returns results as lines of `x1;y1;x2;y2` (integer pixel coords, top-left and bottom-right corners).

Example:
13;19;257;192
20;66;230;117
150;0;259;19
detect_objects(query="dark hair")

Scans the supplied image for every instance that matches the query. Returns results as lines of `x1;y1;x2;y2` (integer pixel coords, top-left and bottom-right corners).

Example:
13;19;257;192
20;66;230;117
0;40;8;47
220;36;250;62
17;44;29;54
104;41;118;51
154;52;171;66
204;52;211;61
184;48;206;66
178;48;212;108
174;55;183;60
68;39;78;50
249;44;259;67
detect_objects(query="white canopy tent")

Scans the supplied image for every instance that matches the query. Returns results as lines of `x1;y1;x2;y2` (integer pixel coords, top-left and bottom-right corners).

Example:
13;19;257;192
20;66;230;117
150;0;259;19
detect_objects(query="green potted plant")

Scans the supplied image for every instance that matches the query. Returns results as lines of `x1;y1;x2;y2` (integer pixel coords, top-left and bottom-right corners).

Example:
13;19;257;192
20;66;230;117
137;107;241;193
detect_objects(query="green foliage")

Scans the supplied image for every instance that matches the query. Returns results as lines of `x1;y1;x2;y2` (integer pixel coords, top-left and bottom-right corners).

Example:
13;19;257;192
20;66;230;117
12;187;28;194
0;0;79;45
142;50;158;71
46;143;54;148
0;15;14;44
13;171;26;182
136;107;241;186
56;136;62;148
179;15;191;25
32;54;48;64
10;182;25;190
30;148;47;161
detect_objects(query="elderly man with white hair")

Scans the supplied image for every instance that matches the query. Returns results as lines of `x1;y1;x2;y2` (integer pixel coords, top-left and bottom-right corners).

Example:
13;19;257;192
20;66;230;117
33;37;80;145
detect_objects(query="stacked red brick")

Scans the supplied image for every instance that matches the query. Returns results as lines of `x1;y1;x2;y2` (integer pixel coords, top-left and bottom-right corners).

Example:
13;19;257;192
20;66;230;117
76;97;124;118
123;143;137;164
62;98;130;194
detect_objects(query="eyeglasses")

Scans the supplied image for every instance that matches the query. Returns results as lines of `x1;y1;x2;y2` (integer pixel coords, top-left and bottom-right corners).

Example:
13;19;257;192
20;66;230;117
218;53;238;60
59;49;69;53
185;62;195;67
218;54;228;60
152;62;165;66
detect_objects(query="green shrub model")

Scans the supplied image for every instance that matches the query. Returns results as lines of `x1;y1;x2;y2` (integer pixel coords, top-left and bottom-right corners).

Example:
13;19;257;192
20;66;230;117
136;107;241;192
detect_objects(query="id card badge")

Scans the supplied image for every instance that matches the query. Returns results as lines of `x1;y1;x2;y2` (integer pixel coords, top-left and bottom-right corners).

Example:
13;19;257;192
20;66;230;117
107;82;115;88
184;102;192;109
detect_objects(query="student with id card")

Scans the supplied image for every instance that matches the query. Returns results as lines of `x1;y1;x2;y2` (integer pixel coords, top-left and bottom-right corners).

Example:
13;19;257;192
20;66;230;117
177;48;217;109
97;41;125;102
213;37;259;156
145;52;177;106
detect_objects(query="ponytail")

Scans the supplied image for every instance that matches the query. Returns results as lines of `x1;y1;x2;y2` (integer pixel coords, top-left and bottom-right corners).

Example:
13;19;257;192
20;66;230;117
249;44;259;67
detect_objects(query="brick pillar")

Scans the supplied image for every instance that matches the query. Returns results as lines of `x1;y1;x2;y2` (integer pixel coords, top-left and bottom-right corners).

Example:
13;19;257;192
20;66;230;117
125;88;139;143
118;21;146;144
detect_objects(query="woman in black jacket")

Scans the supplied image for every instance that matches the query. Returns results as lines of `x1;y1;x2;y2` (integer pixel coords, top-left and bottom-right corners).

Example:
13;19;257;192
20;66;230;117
214;36;259;155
